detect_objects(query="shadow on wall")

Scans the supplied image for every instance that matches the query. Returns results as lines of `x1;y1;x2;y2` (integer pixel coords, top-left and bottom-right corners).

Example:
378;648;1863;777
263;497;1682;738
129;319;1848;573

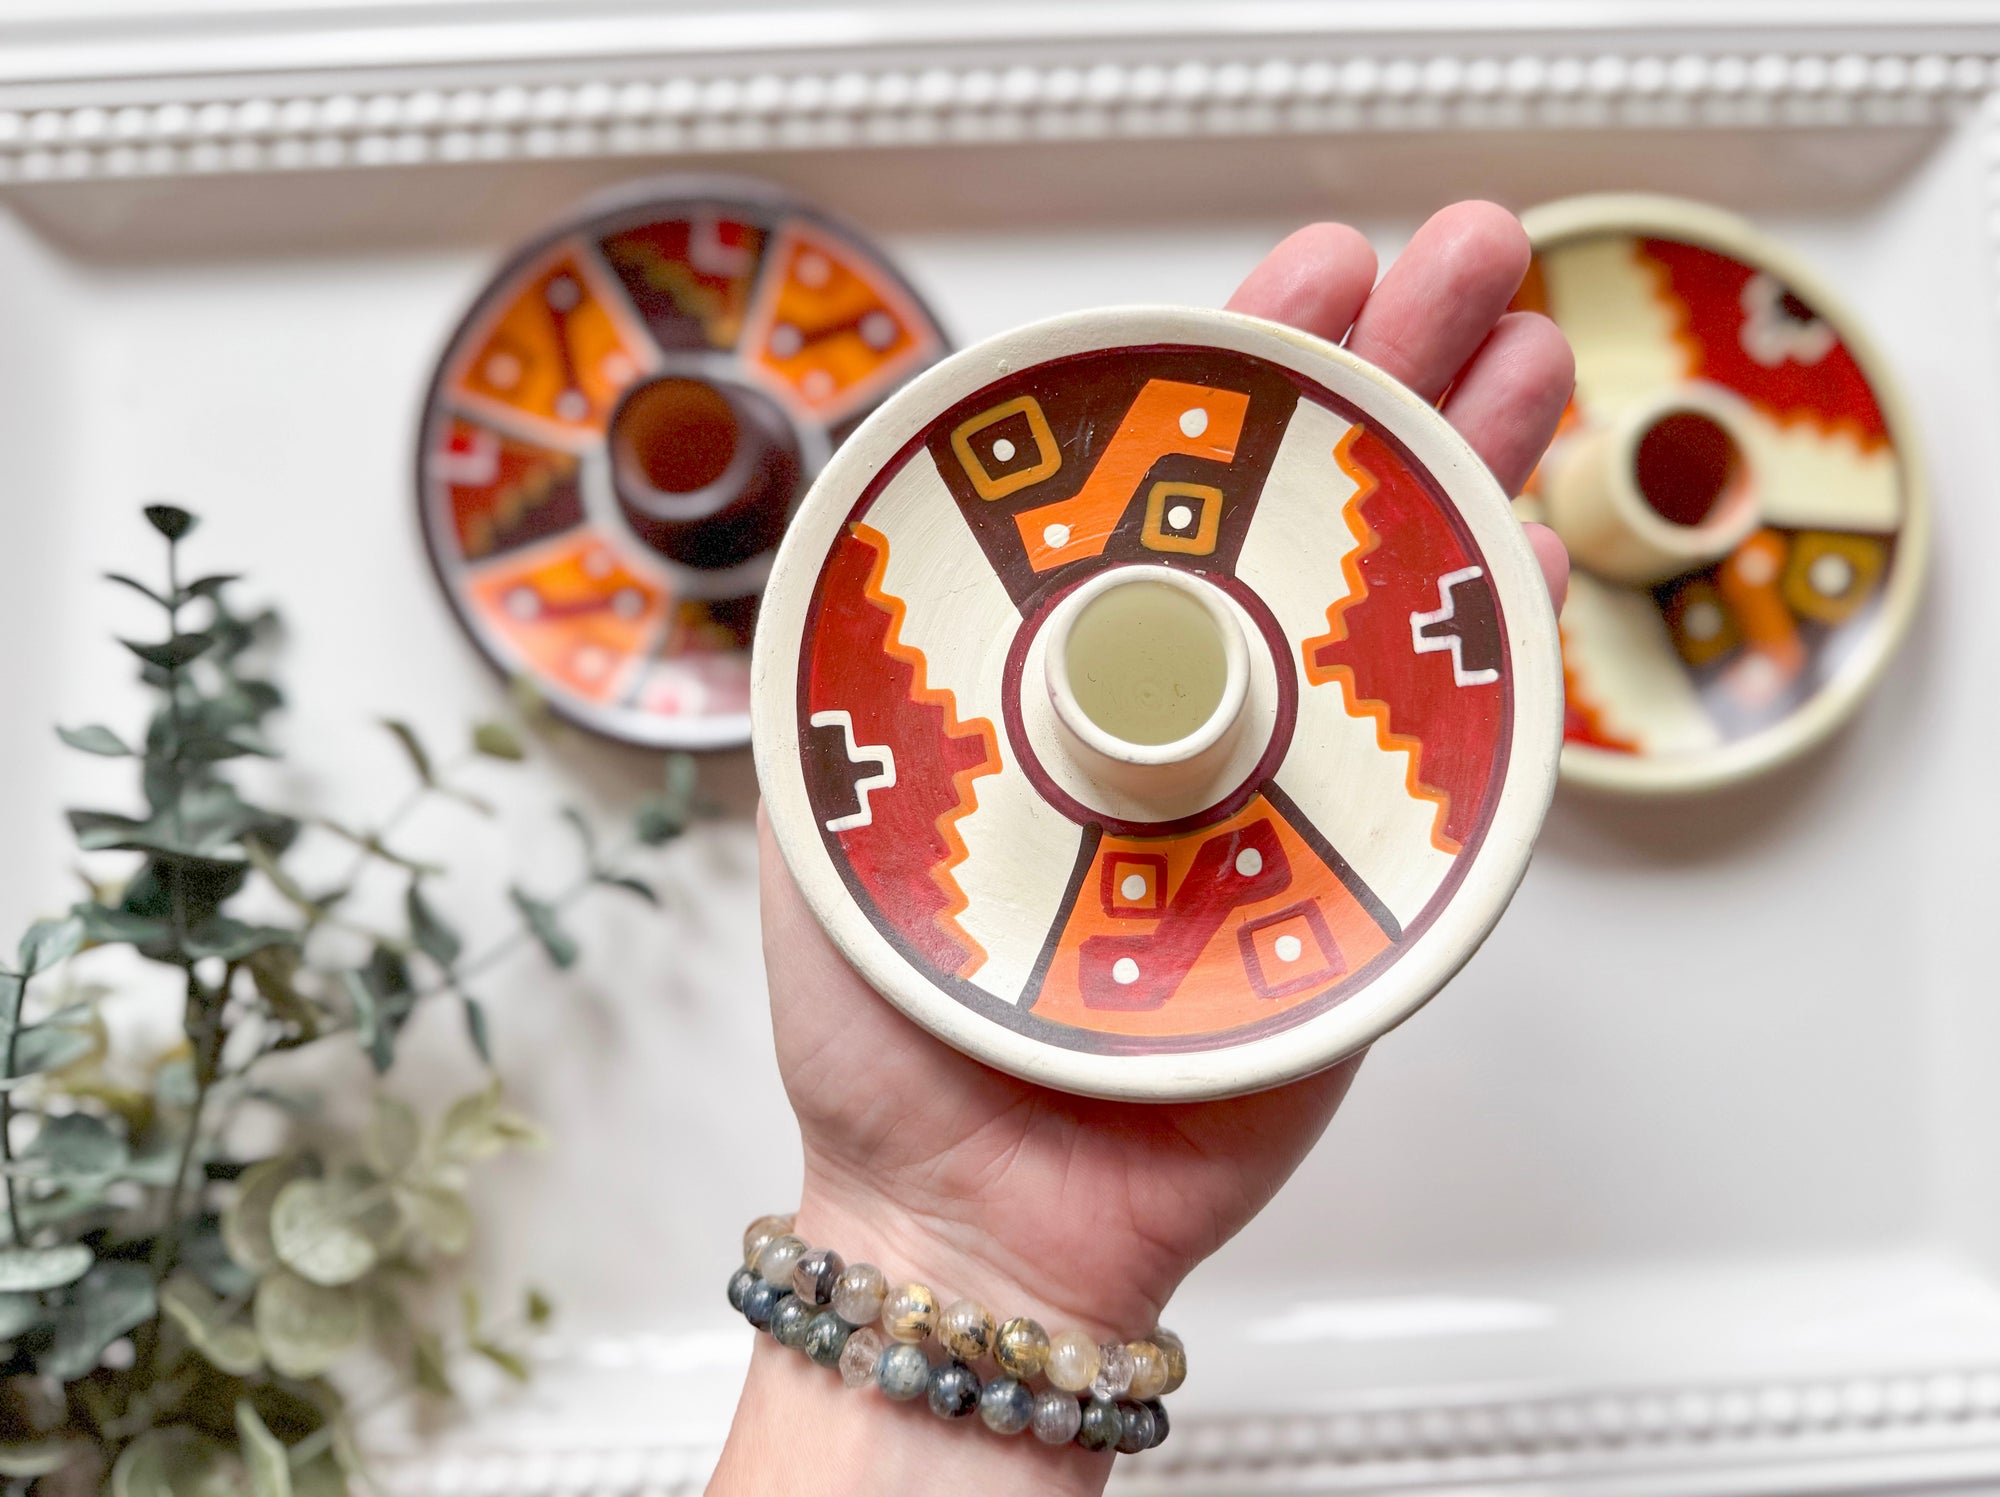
6;122;1946;264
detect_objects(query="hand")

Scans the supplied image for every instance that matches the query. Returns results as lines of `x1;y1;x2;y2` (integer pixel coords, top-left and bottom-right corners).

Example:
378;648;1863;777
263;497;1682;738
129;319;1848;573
711;202;1574;1495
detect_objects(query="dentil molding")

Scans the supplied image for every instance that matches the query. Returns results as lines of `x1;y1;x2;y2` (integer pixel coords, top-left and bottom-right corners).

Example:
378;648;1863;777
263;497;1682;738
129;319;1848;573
0;5;1996;184
372;1338;2000;1497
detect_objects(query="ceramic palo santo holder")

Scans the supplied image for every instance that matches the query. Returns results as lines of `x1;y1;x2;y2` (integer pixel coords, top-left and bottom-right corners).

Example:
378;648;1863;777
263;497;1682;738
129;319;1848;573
1516;194;1929;795
417;176;949;749
753;307;1561;1102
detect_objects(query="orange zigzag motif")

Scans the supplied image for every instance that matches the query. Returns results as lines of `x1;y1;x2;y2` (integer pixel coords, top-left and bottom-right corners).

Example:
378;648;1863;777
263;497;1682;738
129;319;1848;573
851;522;1003;977
1299;426;1461;856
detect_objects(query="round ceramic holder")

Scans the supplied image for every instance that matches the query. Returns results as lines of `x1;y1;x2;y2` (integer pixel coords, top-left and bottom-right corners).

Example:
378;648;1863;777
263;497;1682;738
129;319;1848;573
416;177;949;749
753;307;1563;1101
1516;194;1929;795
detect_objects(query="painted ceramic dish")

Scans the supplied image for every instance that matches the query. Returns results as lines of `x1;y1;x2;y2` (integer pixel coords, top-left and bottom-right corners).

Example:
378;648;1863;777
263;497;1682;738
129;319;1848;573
753;308;1563;1101
1516;194;1928;794
417;177;949;748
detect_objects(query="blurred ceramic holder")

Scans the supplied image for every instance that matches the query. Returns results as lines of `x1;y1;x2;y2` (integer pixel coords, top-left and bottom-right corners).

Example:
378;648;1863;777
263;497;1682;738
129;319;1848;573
1518;194;1929;795
415;174;950;750
754;305;1562;1101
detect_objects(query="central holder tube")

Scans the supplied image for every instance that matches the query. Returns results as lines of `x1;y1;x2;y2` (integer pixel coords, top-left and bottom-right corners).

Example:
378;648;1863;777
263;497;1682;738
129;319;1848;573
1541;382;1763;586
1043;565;1251;800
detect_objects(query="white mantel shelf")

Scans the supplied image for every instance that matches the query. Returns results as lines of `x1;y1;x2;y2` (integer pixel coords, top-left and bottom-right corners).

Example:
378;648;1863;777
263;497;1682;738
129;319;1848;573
0;3;1998;184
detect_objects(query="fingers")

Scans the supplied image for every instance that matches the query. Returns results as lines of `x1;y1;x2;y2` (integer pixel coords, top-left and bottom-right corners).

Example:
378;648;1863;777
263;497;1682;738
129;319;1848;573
1524;521;1570;614
1438;309;1575;496
1226;221;1377;343
1346;200;1532;403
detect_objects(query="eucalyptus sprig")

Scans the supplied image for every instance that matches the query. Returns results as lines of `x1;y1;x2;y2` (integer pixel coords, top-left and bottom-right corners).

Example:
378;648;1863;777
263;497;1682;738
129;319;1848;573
0;506;697;1496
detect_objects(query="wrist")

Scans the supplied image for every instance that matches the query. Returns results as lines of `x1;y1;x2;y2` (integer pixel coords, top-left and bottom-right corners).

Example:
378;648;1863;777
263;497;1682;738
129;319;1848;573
710;1323;1115;1497
794;1157;1176;1344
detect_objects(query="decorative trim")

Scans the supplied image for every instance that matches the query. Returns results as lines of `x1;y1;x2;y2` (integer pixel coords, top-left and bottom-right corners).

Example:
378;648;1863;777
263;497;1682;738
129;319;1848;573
374;1360;2000;1496
0;49;1992;185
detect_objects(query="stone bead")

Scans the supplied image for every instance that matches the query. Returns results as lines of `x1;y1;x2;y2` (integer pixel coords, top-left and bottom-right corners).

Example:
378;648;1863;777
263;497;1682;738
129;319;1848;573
741;1278;786;1330
1031;1388;1083;1445
936;1298;995;1361
770;1294;814;1349
754;1233;808;1287
1077;1397;1124;1452
978;1375;1034;1436
803;1310;852;1367
881;1282;938;1343
726;1266;757;1313
1090;1340;1135;1399
838;1326;886;1390
831;1262;887;1327
742;1214;791;1268
994;1316;1049;1379
1127;1339;1169;1400
926;1359;981;1420
1115;1401;1156;1454
1044;1329;1100;1392
1152;1328;1187;1394
1143;1399;1170;1449
793;1247;844;1308
876;1341;930;1401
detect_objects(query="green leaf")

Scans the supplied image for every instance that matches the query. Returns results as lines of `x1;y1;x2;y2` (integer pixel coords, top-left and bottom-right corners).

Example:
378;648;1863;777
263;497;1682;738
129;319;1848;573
4;1022;95;1083
22;1113;127;1179
246;946;320;1041
17;914;84;975
270;1177;380;1286
184;916;296;962
180;573;241;602
253;1270;364;1379
162;1276;262;1377
631;794;685;848
382;719;434;786
438;1083;547;1163
71;788;280;861
412;1328;455;1399
363;1095;420;1179
460;995;492;1066
44;1260;156;1379
144;504;196;540
223;1155;309;1275
0;1243;91;1292
471;721;525;761
509;888;578;970
597;873;659;907
341;971;390;1074
106;572;171;609
472;1339;531;1383
394;1182;470;1255
76;904;174;950
525;1287;553;1327
58;724;131;756
121;632;215;671
406;883;462;967
112;1428;234;1497
0;1290;47;1339
236;1400;292;1497
0;1440;84;1478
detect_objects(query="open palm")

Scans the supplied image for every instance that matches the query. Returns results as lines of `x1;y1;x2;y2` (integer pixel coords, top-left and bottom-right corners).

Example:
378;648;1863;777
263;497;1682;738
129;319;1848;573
760;202;1574;1342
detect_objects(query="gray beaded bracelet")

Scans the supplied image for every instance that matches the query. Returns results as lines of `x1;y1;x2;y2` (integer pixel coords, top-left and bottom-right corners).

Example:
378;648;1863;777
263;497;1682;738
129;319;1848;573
730;1214;1179;1454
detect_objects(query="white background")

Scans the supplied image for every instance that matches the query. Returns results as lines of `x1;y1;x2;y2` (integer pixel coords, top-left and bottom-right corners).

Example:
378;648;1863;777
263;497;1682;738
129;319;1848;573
0;5;1997;1492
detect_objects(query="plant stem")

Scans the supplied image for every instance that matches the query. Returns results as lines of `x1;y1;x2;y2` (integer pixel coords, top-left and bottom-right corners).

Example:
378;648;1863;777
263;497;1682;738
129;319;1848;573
1;970;31;1245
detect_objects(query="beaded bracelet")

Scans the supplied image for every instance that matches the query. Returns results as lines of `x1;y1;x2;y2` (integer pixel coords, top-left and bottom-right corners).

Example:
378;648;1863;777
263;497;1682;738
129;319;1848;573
730;1214;1183;1455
